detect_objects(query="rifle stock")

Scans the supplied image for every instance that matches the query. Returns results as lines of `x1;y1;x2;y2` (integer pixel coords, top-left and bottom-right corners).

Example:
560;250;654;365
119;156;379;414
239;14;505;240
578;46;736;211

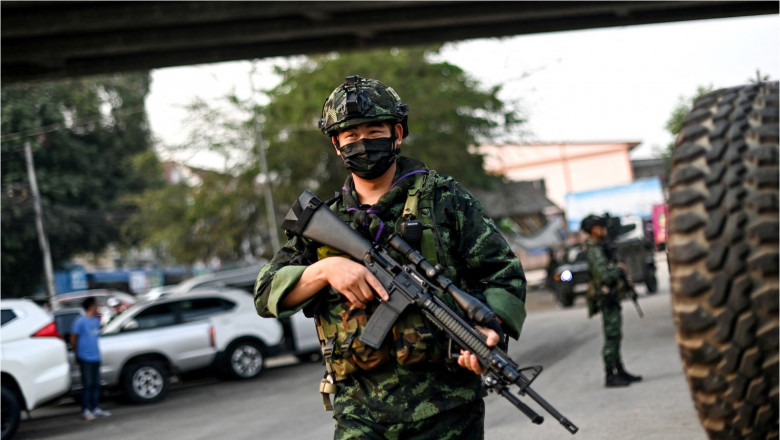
282;191;579;434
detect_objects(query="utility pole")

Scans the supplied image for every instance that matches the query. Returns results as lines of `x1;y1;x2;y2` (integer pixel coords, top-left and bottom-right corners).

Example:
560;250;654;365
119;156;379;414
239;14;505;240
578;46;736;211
24;141;58;309
249;64;280;250
254;118;280;250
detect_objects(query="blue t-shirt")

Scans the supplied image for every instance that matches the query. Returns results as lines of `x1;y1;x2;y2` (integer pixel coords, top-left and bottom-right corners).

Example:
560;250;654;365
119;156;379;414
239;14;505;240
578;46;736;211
71;314;101;362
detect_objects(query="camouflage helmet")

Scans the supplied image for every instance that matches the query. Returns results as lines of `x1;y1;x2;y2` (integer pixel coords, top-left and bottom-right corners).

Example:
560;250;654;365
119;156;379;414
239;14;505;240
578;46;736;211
318;75;409;138
581;214;607;233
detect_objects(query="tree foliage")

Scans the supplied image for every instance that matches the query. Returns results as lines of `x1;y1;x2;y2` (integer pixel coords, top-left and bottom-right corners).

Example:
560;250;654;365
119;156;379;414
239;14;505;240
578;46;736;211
131;46;525;262
662;85;714;173
1;73;158;297
261;46;522;208
123;93;271;265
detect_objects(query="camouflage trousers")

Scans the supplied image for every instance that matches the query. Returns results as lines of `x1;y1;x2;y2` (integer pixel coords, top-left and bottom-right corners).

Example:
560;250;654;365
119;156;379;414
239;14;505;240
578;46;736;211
334;398;485;440
599;302;623;368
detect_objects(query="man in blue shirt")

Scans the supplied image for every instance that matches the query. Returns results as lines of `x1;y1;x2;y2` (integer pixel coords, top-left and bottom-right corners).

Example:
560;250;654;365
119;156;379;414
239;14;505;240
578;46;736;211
70;297;111;421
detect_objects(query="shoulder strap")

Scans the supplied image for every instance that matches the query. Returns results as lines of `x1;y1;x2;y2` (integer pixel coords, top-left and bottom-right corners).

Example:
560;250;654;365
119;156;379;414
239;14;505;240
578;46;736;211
403;171;458;281
402;172;426;218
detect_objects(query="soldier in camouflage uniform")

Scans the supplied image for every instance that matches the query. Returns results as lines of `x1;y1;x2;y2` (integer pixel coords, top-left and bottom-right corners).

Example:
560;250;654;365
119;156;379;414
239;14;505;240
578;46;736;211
581;214;642;388
255;75;527;439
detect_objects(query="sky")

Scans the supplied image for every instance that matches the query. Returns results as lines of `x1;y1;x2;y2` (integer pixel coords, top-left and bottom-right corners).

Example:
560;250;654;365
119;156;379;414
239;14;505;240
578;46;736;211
146;14;779;168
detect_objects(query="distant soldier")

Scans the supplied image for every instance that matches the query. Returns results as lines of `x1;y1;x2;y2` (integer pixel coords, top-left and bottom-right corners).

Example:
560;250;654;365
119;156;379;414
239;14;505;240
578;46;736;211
581;214;642;387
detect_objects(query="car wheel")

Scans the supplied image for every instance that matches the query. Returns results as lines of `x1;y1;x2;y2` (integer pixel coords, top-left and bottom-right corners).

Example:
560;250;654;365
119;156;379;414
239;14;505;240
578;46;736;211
122;360;170;404
225;340;265;380
644;269;658;294
556;285;574;308
1;387;20;440
668;82;779;439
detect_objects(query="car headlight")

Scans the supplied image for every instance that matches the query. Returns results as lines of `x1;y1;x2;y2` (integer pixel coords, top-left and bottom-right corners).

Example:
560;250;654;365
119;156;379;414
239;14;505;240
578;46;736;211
561;270;573;282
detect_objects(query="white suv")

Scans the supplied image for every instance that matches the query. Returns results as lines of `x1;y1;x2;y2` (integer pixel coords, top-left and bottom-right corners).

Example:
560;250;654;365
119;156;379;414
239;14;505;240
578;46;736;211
1;299;71;440
80;287;317;404
142;266;320;362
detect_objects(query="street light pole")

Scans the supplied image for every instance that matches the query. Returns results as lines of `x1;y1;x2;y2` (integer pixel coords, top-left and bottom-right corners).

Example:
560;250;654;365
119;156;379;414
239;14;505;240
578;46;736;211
24;140;58;309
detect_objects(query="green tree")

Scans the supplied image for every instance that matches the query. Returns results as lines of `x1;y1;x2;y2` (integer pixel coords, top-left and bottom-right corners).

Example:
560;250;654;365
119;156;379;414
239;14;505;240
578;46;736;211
123;93;271;264
262;46;522;208
130;46;524;262
1;73;158;297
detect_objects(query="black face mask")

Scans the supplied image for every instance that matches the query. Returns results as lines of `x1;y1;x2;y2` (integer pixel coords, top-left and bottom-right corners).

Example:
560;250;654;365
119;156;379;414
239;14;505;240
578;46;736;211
337;137;399;180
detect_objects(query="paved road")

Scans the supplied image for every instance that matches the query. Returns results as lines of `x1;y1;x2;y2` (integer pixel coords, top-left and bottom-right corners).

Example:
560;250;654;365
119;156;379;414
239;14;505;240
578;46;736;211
15;254;707;440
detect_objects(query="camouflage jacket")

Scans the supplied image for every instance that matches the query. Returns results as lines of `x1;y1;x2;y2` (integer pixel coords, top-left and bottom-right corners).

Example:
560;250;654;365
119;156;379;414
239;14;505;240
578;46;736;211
254;157;526;422
584;237;627;313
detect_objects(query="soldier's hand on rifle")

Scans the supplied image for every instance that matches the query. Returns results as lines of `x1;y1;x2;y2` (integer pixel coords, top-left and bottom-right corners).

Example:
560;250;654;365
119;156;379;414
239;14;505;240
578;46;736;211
284;257;390;309
457;326;500;375
321;257;390;308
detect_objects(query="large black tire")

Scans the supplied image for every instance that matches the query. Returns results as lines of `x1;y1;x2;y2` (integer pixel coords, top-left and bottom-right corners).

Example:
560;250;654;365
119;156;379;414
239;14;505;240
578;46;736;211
1;386;20;440
668;82;779;439
122;360;170;404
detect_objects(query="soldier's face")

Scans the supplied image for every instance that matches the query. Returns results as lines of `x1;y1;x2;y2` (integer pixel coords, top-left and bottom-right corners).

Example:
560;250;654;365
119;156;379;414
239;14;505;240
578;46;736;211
332;122;402;151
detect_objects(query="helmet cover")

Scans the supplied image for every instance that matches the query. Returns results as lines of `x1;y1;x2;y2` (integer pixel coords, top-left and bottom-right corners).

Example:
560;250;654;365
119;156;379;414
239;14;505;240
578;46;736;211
581;214;607;233
318;75;409;137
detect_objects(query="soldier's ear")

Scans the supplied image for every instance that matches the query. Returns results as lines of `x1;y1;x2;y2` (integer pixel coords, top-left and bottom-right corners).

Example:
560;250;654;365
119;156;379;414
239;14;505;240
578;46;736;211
332;136;341;155
393;123;403;147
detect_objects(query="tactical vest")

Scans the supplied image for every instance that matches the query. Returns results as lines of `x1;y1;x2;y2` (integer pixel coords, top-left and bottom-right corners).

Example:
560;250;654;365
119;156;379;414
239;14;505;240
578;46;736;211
315;171;461;410
584;240;627;317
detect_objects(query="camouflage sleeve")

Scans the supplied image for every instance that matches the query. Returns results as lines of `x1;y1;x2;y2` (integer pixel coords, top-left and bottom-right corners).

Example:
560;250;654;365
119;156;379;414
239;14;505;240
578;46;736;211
254;234;318;319
585;243;621;288
442;180;527;340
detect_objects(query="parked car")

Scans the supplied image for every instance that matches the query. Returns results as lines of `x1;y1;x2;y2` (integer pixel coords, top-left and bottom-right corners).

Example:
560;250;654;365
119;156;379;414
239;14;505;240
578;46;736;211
142;265;319;362
141;265;264;301
61;287;316;404
1;300;71;440
54;289;137;326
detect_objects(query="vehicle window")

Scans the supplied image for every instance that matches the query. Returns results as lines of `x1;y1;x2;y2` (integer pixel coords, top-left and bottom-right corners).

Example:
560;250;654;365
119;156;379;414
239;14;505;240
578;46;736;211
179;298;234;322
1;309;18;326
54;312;80;336
133;303;177;330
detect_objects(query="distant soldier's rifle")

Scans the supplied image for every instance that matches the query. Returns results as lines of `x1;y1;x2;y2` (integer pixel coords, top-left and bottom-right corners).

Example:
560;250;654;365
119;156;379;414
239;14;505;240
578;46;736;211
602;213;644;318
281;191;579;435
621;271;644;318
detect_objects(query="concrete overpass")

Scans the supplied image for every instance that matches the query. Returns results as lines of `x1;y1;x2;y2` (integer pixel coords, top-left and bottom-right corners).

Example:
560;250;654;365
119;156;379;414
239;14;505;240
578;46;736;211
1;1;777;84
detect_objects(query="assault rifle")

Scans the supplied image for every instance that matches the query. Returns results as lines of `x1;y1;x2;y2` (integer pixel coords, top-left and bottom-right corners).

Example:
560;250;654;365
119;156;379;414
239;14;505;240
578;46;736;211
282;191;579;435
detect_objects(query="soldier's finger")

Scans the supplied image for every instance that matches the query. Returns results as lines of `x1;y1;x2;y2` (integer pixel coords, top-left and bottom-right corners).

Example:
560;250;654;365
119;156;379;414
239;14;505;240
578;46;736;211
365;273;389;301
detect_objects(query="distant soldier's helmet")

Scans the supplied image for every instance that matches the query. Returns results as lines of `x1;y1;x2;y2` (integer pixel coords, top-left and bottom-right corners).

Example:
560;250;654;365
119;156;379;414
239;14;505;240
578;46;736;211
318;75;409;138
581;214;607;233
